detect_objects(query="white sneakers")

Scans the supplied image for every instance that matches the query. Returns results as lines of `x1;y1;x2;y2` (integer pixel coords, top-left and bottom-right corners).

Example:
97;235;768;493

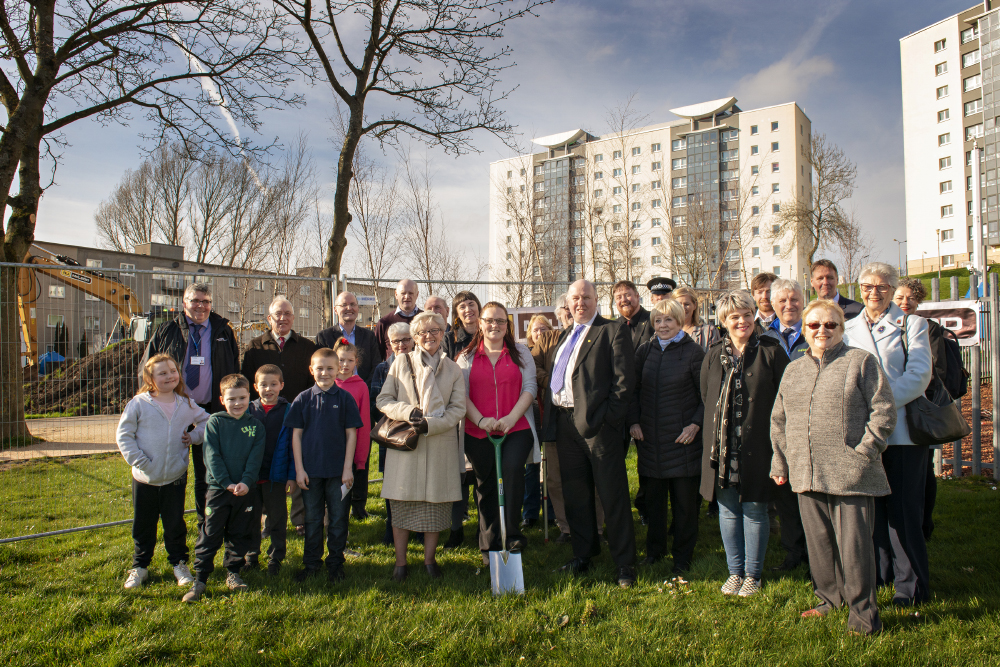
720;574;743;595
173;562;195;586
123;567;149;589
737;577;762;597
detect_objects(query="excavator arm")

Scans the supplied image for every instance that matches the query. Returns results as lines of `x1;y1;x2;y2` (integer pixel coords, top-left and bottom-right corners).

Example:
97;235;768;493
16;245;144;366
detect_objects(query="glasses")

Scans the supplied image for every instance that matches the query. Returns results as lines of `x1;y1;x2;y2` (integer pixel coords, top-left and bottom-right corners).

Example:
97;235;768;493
413;328;443;338
482;318;508;327
859;284;891;294
185;298;212;307
805;321;840;331
389;337;413;346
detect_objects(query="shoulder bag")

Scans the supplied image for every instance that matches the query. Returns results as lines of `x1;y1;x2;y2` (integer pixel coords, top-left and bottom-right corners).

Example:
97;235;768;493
900;316;971;446
371;353;421;452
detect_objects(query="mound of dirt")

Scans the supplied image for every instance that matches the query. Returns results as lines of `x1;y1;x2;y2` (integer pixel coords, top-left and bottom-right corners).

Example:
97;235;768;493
24;342;144;416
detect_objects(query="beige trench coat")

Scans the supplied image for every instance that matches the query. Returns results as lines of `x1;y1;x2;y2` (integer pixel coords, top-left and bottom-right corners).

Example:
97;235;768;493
376;350;466;503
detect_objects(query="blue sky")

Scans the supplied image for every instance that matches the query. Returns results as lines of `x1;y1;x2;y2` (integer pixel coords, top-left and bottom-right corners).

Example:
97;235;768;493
33;0;977;271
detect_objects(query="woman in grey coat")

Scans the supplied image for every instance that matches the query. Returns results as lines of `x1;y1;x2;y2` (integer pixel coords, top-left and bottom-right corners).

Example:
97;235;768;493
843;262;933;606
771;299;896;635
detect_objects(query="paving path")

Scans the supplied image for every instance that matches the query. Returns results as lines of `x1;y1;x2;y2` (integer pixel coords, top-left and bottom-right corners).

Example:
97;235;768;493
1;415;120;461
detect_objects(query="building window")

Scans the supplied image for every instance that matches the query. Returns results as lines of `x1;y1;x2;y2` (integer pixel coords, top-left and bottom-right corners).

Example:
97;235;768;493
935;62;948;76
941;204;954;217
85;316;101;330
593;189;603;198
934;38;947;52
773;266;781;276
752;247;760;257
652;199;662;208
630;257;642;267
632;147;641;156
534;165;542;175
940;180;953;194
613;186;623;195
613;150;623;159
750;205;759;215
751;185;760;195
751;145;759;155
942;254;956;267
631;202;642;211
632;183;642;193
651;256;661;265
594;154;603;163
651;237;661;246
506;186;512;194
937;85;949;99
48;285;65;299
962;50;980;68
651;161;662;170
961;26;978;43
672;215;687;226
772;203;781;213
671;196;687;208
85;259;103;268
966;123;984;140
631;239;642;248
47;314;64;328
652;218;661;226
228;301;239;313
750;125;758;135
671;138;686;151
613;168;624;177
771;141;780;152
772;162;779;173
965;74;982;92
772;245;781;256
651;143;661;152
771;121;779;132
298;308;310;318
671;157;687;170
506;170;512;179
521;168;526;175
771;183;780;193
651;180;661;189
672;176;687;188
506;252;512;259
752;226;760;236
938;109;950;122
965;99;983;117
632;165;641;174
299;285;311;296
751;165;759;175
938;133;951;146
941;229;955;241
612;204;623;213
594;171;603;180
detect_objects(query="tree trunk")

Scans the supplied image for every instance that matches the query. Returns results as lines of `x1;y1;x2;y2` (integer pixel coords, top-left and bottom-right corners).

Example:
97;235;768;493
321;109;363;327
0;123;42;443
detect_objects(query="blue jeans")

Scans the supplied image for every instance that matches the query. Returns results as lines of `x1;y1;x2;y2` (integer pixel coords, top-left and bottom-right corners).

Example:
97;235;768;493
301;477;350;570
716;485;769;579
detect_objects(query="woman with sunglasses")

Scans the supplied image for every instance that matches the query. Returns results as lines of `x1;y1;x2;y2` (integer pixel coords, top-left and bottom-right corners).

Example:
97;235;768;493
771;300;896;635
844;262;933;607
457;302;540;567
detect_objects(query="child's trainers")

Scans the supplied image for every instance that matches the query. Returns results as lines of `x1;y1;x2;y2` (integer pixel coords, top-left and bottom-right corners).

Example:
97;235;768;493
225;572;248;591
720;574;743;595
737;577;762;597
267;562;281;576
182;581;206;603
172;562;195;586
123;567;148;590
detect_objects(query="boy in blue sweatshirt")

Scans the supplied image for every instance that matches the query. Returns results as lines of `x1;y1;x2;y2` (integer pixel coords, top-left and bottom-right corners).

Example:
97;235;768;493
183;374;265;602
244;364;294;575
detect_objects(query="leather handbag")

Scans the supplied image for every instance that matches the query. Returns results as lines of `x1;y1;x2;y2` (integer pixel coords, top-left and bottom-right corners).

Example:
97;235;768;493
900;316;971;446
371;353;420;452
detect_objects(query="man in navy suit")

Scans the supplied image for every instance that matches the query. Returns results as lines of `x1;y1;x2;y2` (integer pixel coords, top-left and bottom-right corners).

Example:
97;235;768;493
539;279;637;588
811;259;863;319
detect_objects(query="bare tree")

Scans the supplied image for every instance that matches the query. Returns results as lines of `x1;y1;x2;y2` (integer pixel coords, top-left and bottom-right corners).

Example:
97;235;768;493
271;0;549;324
839;211;878;285
347;146;402;315
667;196;721;291
772;133;857;266
95;161;160;253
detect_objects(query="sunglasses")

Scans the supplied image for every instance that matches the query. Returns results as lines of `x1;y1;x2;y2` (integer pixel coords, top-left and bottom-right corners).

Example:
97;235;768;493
805;322;840;331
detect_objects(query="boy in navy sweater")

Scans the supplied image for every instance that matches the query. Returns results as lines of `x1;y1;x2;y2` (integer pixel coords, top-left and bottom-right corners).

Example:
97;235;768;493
244;364;294;575
286;348;362;583
183;374;265;602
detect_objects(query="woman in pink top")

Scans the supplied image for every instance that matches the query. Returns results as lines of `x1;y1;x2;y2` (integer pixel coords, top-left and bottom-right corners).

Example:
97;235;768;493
456;302;539;564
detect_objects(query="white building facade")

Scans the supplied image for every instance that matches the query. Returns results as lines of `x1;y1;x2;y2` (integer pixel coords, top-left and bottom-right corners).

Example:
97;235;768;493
901;1;1000;276
488;97;812;306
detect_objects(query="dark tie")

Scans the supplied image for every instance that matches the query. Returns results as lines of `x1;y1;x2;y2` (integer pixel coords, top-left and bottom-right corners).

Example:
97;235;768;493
550;324;586;396
186;323;202;390
277;336;285;350
782;328;795;349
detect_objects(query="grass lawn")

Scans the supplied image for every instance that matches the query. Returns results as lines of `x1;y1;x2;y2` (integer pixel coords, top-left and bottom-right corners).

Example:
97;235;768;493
1;453;999;666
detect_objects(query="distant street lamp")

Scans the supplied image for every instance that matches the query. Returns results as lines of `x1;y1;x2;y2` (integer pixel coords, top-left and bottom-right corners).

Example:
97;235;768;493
935;228;942;282
921;250;927;274
893;238;907;276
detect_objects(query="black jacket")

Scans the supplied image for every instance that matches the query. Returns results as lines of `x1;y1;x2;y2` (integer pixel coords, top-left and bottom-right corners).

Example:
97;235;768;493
619;307;654;351
247;398;292;483
316;325;379;383
539;315;635;441
140;311;239;413
628;334;705;479
443;326;475;360
241;330;317;401
838;296;864;320
699;335;788;503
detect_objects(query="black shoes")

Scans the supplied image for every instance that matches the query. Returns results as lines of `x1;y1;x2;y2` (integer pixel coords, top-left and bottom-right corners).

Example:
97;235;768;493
425;561;443;579
559;557;591;574
507;539;527;553
240;560;259;574
266;562;281;576
293;568;320;583
641;555;663;566
442;528;464;549
520;518;537;529
392;565;408;582
771;559;803;572
617;566;637;588
555;532;572;544
328;565;346;582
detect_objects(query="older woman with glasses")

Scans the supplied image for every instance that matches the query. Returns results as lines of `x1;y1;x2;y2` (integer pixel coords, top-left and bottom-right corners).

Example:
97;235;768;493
701;290;789;597
844;262;933;607
457;302;539;566
377;312;466;582
771;300;896;635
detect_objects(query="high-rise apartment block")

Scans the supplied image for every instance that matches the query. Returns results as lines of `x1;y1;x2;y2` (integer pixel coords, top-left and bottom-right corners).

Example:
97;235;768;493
488;97;812;306
901;1;1000;275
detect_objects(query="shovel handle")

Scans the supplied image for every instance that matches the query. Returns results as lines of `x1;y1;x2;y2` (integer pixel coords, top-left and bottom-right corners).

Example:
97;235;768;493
489;433;506;509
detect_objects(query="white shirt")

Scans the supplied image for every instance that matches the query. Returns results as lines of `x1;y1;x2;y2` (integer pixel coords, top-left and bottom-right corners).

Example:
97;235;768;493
756;311;776;326
551;312;598;408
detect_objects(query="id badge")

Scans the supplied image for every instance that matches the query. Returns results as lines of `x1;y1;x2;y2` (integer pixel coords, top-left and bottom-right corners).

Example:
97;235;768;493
191;356;206;366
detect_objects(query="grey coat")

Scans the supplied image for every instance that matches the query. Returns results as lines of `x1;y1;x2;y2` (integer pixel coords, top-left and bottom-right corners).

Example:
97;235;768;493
770;342;895;497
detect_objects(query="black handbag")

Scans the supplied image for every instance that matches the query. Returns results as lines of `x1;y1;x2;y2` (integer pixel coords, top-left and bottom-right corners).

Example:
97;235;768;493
900;316;971;446
371;353;420;452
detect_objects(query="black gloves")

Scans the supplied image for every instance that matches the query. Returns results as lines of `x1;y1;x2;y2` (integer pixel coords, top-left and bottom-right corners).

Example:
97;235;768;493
408;407;423;423
416;418;429;434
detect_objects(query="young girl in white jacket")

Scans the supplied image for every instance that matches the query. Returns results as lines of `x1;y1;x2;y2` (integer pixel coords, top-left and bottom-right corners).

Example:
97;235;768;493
117;353;210;589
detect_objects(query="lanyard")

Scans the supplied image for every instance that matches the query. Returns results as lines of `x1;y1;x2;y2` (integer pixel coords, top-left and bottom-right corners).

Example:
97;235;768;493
189;324;202;356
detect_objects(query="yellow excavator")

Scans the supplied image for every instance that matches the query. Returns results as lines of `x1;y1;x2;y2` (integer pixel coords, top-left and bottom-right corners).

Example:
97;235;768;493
16;244;149;366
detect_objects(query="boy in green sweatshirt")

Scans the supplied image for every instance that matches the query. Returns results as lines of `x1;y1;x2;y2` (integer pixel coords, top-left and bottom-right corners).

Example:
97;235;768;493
183;374;265;602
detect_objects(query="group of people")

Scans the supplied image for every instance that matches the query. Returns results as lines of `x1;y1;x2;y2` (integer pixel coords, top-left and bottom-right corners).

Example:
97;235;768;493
114;259;946;634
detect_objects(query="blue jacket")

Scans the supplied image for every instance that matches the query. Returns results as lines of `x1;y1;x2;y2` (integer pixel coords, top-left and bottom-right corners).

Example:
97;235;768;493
248;398;294;484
